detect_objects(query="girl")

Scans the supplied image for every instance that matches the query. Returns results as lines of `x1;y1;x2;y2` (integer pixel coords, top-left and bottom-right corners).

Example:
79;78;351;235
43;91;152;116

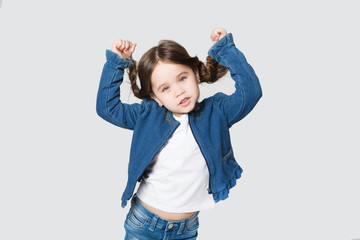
96;28;262;239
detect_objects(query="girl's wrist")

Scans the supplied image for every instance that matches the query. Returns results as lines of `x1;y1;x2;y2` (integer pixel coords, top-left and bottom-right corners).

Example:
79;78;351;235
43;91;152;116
106;50;133;68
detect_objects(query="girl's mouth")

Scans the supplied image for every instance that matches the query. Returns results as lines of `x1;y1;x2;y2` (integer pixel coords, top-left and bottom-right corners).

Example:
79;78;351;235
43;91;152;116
179;97;190;106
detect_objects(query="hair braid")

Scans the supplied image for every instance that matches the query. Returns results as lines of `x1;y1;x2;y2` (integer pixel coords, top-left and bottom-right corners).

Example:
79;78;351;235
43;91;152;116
126;56;144;99
198;56;228;83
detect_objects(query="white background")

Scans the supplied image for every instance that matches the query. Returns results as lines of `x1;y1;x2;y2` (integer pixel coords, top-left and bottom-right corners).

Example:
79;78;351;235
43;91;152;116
1;0;359;239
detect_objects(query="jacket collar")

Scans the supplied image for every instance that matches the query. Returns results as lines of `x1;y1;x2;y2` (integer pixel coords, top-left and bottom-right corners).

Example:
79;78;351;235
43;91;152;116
190;101;205;119
164;101;205;125
164;110;177;126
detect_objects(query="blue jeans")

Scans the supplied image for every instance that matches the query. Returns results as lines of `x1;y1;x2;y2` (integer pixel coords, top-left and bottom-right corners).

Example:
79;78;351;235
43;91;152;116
124;193;200;240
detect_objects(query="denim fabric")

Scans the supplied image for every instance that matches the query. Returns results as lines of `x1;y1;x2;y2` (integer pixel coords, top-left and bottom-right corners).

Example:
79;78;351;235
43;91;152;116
124;194;199;240
96;33;263;208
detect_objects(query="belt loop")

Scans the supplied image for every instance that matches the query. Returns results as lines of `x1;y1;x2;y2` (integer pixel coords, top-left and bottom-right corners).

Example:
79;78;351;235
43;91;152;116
149;216;158;232
177;220;185;235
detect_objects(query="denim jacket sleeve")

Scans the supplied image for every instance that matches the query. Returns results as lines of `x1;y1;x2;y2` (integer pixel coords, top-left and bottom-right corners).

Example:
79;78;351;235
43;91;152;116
208;33;262;128
96;50;143;130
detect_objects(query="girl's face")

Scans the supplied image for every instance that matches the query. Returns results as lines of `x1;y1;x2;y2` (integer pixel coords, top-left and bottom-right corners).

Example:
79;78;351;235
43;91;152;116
150;61;200;117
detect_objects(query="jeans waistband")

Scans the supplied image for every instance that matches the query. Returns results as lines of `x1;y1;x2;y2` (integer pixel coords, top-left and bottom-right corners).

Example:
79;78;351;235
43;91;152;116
130;193;199;231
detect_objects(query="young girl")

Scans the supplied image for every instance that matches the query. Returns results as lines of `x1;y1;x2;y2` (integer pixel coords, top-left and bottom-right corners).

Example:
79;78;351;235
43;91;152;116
96;28;262;239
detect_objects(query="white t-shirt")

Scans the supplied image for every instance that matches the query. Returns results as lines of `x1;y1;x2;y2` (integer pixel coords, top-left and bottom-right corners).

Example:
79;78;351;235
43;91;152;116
136;113;215;213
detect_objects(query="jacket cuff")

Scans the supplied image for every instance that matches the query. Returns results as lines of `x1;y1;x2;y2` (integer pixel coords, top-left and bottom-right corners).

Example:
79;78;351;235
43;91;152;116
208;33;235;59
105;49;133;69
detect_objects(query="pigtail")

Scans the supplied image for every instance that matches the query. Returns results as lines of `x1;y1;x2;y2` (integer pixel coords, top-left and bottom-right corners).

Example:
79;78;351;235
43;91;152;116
198;56;228;83
127;57;145;99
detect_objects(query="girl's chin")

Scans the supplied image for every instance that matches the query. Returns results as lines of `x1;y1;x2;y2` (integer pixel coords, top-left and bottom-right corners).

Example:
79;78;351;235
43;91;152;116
170;101;199;116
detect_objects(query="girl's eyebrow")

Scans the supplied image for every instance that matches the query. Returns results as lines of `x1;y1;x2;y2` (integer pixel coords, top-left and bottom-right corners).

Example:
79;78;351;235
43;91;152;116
157;71;188;91
176;71;188;77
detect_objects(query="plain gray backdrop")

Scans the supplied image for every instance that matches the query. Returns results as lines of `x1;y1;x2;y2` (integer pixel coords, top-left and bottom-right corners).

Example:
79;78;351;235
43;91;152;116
1;0;359;239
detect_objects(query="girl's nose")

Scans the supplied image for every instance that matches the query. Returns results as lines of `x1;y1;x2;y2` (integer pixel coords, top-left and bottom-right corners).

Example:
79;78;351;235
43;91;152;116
175;85;185;97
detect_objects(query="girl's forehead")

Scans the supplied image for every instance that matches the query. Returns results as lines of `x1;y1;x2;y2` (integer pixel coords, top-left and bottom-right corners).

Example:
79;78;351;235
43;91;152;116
151;61;192;83
154;61;191;72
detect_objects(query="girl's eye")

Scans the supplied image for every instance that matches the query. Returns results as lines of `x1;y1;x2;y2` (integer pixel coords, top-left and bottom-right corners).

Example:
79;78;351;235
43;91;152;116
162;86;169;92
179;76;186;82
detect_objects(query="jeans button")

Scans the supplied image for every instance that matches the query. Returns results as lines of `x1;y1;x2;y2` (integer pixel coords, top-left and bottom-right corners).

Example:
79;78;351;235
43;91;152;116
168;223;173;229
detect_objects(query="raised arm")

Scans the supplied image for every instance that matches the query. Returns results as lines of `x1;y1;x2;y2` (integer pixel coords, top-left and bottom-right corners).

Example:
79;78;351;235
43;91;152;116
96;40;142;130
208;29;262;127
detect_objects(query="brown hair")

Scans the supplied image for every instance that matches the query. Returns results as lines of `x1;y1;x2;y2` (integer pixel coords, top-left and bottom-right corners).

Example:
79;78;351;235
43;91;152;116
127;40;228;99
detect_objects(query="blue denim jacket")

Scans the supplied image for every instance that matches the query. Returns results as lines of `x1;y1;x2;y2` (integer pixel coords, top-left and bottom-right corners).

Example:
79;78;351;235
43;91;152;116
96;33;262;208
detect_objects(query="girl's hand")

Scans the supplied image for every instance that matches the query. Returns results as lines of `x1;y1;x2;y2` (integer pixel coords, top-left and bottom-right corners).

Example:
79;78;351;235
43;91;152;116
111;39;137;59
210;28;228;44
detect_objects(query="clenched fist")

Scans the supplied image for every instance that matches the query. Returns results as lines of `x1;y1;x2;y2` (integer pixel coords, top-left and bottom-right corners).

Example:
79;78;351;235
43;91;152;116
111;39;137;60
210;28;228;45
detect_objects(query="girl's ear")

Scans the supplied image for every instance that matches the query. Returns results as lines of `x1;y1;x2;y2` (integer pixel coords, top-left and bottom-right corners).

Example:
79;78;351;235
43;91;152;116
150;93;164;107
196;70;201;84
